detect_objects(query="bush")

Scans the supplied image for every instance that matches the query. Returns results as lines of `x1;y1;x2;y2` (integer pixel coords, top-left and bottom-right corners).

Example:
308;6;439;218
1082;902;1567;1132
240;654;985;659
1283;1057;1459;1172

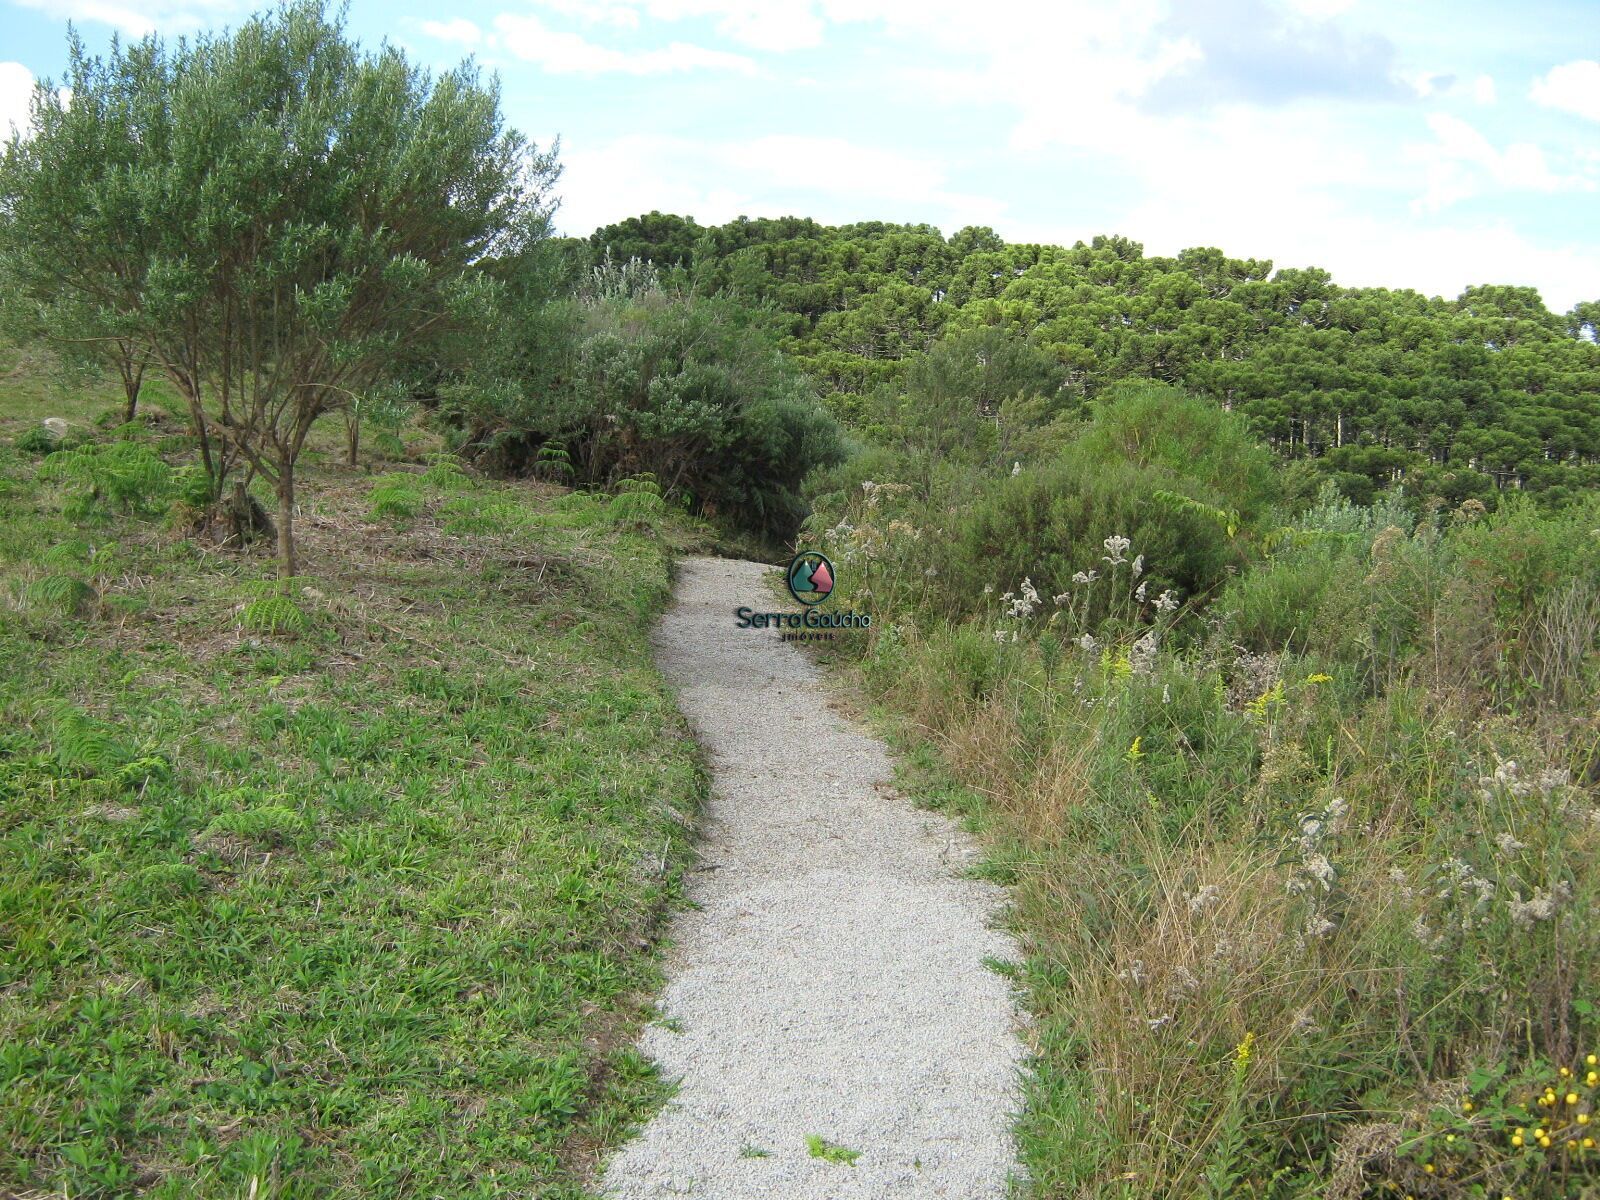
442;286;845;542
947;457;1243;623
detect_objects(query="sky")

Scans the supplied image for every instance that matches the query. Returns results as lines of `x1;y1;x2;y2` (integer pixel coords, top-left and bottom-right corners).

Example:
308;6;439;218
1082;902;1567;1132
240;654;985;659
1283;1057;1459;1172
2;0;1597;311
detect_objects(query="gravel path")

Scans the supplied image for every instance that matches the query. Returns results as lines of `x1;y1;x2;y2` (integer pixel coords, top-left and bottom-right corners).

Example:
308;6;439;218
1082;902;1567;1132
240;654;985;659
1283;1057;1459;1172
599;556;1025;1199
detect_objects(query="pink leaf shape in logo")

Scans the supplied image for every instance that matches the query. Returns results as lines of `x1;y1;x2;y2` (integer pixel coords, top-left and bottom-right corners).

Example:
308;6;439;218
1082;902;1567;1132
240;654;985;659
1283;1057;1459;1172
809;560;833;593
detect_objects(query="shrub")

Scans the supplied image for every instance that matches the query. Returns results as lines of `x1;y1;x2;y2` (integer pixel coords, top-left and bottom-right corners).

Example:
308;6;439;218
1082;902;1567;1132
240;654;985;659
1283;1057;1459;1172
442;288;845;541
947;457;1242;624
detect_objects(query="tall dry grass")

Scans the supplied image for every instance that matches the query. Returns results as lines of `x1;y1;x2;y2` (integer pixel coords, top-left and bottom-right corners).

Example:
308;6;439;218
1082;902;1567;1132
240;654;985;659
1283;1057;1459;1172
833;495;1600;1197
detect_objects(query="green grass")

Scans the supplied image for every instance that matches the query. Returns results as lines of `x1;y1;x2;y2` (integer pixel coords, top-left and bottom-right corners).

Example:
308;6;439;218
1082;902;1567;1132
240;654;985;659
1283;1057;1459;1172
0;358;707;1197
804;1134;860;1166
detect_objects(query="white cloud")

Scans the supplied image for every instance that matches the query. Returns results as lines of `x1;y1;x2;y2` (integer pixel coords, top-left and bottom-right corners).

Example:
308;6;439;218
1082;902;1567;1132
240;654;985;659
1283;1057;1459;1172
557;133;1007;238
493;13;758;75
11;0;235;36
537;0;643;30
1530;60;1600;122
0;62;35;140
1114;188;1600;312
1406;72;1496;105
529;0;825;51
1282;0;1357;16
419;18;483;46
1412;112;1588;213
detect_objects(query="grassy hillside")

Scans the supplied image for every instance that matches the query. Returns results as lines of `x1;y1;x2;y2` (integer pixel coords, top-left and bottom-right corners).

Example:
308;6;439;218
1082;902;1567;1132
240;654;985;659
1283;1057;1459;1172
0;356;705;1198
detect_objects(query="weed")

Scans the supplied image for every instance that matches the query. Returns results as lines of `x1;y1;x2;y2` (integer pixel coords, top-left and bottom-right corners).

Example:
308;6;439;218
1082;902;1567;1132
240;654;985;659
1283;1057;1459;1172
805;1135;861;1166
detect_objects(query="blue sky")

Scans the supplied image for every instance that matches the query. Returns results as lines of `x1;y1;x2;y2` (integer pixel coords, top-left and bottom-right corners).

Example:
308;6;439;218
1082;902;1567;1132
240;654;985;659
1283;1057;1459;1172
3;0;1597;310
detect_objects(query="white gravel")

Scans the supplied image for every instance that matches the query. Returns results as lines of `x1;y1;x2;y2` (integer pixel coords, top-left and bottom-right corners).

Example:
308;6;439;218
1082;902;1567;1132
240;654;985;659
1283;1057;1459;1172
599;556;1026;1199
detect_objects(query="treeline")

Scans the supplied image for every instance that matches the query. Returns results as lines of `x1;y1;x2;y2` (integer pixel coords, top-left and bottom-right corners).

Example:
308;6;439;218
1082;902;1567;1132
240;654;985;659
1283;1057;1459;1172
588;212;1600;506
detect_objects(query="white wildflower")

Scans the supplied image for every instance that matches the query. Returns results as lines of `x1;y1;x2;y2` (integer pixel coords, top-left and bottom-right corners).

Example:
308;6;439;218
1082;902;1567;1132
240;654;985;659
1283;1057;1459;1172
1006;579;1038;620
1166;966;1200;1001
1161;684;1171;705
1412;914;1444;950
1535;767;1570;794
1135;580;1148;602
1052;592;1071;606
1304;914;1337;939
1303;853;1336;892
1131;554;1144;578
1154;589;1179;614
1102;534;1132;565
1480;757;1533;798
1187;885;1221;914
1072;570;1098;585
1078;633;1099;653
994;630;1008;643
1011;461;1021;476
1494;831;1527;857
1290;1008;1321;1036
924;565;938;578
1130;631;1158;676
1507;881;1572;929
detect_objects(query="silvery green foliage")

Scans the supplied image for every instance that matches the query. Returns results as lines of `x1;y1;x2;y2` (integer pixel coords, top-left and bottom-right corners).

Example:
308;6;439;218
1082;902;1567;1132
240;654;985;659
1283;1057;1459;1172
1;2;557;571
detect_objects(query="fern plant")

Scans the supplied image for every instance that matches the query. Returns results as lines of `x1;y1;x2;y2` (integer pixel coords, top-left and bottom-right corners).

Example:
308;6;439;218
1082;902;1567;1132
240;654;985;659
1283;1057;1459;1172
420;455;469;490
239;577;313;636
39;441;173;518
22;573;95;615
369;474;423;521
1153;489;1240;539
534;441;575;482
39;539;93;568
609;473;667;524
49;704;133;777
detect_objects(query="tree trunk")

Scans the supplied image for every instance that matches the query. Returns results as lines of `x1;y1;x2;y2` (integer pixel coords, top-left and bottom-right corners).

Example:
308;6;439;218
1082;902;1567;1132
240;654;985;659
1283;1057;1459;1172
221;481;275;548
346;406;361;467
276;470;297;577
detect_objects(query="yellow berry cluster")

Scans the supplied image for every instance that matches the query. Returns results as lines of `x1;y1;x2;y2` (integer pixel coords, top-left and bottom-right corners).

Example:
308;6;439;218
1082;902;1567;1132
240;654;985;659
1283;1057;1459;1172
1504;1054;1600;1163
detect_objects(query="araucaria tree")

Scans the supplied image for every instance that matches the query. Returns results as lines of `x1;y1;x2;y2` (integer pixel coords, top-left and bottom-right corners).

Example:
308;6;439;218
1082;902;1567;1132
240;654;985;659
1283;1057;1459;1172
0;3;557;574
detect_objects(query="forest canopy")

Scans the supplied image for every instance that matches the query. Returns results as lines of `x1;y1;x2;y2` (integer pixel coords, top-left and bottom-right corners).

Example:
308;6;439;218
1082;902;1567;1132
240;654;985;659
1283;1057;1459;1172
588;212;1600;506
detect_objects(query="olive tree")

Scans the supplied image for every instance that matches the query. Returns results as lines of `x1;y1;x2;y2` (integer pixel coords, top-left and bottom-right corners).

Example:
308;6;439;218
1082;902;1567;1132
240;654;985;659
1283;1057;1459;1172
0;4;557;574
